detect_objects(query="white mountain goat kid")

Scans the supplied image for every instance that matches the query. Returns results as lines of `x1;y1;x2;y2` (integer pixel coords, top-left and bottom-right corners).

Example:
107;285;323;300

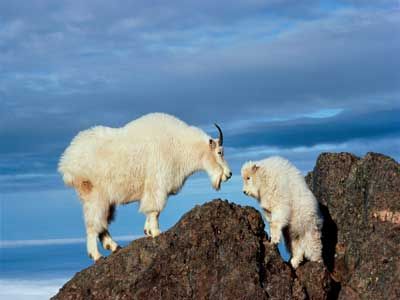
241;156;322;269
58;113;232;261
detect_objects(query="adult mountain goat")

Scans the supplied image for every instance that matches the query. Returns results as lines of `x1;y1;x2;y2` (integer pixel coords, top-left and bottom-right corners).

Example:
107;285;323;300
58;113;232;261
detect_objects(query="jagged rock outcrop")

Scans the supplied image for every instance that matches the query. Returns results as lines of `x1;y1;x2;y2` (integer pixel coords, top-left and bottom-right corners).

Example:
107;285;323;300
52;200;332;300
53;152;399;300
306;152;400;300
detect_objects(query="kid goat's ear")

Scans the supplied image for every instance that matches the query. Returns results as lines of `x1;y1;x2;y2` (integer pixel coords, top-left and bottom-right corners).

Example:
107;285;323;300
252;164;259;173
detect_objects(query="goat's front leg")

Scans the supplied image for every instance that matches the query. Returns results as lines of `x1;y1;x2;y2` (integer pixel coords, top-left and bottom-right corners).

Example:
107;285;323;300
262;207;272;222
144;215;151;236
140;188;165;238
270;222;283;244
144;213;160;237
146;211;160;237
269;207;290;245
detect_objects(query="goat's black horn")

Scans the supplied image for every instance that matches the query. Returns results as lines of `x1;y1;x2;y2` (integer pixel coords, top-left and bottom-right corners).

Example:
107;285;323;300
214;123;223;146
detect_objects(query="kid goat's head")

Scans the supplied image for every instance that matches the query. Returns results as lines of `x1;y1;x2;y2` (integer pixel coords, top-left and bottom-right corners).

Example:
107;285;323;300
241;162;260;199
204;124;232;190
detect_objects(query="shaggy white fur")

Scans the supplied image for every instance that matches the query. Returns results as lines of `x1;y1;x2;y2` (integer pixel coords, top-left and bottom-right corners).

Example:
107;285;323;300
58;113;232;261
241;156;322;269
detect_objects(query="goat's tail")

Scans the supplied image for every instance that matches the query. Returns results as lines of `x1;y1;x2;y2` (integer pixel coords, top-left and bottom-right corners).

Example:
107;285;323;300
61;171;75;187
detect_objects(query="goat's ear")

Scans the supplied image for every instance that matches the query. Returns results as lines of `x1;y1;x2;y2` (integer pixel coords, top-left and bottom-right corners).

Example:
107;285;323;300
252;164;259;173
209;139;216;149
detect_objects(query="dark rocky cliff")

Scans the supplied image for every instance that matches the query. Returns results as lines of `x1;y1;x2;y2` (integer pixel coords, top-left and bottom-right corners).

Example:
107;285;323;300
306;152;400;300
53;152;399;300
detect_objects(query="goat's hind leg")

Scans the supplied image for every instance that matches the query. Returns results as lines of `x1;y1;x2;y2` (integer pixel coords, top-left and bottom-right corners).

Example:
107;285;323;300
290;238;305;269
83;203;104;261
99;230;120;252
82;191;110;261
304;229;323;263
98;204;120;252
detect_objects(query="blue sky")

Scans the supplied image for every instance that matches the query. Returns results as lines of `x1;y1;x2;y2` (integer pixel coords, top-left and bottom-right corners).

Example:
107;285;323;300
1;0;400;247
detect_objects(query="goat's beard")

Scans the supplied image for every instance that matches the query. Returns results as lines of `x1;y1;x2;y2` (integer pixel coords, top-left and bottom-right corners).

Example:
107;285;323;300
212;175;222;191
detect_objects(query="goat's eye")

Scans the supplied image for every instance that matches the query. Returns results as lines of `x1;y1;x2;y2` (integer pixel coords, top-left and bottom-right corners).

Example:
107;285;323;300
218;151;222;155
246;177;250;180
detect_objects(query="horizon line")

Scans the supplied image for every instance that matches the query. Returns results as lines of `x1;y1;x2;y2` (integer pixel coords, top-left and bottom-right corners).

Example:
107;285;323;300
0;235;142;248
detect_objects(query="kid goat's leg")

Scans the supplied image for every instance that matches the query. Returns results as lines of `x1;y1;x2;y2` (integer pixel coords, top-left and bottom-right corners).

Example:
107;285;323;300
269;206;290;245
290;238;305;269
304;228;323;263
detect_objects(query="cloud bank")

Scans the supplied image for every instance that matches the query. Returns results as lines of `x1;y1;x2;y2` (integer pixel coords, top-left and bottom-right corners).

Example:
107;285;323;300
1;1;399;238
